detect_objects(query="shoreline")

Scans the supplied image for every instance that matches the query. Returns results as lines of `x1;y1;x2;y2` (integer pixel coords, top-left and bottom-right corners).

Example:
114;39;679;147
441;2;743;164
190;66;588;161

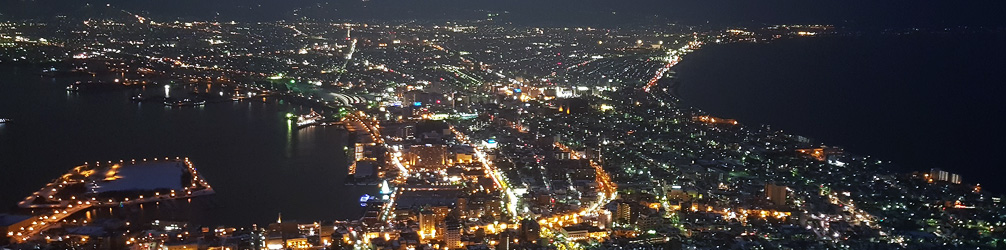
0;65;370;227
9;158;214;243
669;35;1006;193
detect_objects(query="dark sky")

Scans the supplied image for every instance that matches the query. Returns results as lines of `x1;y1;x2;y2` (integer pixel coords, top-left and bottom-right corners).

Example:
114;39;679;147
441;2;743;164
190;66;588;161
2;0;1005;27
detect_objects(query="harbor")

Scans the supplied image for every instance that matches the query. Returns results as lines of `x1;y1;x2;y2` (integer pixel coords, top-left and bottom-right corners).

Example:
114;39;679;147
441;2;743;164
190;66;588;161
8;158;214;243
0;66;372;228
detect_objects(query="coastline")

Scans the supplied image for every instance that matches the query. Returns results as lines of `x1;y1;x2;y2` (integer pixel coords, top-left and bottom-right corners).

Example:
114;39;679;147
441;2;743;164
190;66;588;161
0;65;373;227
670;33;1006;192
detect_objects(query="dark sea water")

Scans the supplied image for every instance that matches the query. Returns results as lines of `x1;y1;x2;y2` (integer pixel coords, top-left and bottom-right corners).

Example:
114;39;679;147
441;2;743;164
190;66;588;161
0;67;375;227
675;33;1006;193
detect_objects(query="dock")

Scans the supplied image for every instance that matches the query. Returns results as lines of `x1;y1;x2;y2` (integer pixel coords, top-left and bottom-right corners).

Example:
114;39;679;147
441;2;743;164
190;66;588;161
7;157;214;243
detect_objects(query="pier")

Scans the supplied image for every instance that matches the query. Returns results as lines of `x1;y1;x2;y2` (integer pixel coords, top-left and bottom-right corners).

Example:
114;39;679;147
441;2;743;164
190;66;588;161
7;157;214;243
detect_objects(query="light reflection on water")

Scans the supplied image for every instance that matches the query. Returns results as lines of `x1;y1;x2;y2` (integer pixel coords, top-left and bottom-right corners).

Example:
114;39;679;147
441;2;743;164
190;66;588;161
0;66;376;227
286;119;294;158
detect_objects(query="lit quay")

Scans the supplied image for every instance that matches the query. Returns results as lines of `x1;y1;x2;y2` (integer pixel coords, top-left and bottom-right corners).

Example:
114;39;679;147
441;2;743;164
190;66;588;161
8;157;213;243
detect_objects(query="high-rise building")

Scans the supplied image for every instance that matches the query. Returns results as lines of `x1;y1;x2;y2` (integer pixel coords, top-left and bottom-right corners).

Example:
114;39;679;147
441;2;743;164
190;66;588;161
444;219;463;249
930;168;962;184
615;202;634;224
354;143;365;161
765;183;788;206
419;210;438;241
405;144;449;169
932;168;950;182
456;197;468;218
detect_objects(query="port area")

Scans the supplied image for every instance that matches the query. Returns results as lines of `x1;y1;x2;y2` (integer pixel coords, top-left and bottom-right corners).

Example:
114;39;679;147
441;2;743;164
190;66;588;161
6;157;213;243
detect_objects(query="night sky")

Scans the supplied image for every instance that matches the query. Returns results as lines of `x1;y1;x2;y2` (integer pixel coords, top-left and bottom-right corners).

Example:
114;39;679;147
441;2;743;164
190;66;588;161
1;0;1005;27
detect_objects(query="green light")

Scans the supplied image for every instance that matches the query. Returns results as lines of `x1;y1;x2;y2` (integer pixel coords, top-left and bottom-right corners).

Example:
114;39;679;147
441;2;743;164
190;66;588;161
289;80;295;84
286;113;295;118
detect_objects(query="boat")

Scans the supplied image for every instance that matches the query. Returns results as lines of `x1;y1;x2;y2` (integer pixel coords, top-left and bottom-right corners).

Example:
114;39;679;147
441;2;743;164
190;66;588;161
66;80;120;91
296;109;323;127
164;98;206;107
0;118;10;123
130;94;147;102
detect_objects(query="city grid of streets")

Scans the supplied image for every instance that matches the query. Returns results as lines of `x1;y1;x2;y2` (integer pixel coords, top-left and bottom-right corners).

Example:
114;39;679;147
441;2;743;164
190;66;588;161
1;14;1005;250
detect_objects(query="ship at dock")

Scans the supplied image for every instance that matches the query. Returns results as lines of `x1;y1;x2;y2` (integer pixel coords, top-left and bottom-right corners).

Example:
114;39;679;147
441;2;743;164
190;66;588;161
293;109;324;127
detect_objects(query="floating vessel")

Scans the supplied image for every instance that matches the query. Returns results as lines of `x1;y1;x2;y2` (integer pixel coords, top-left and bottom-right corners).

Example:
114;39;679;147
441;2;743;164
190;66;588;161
164;98;206;107
0;118;10;123
295;109;323;127
66;80;119;91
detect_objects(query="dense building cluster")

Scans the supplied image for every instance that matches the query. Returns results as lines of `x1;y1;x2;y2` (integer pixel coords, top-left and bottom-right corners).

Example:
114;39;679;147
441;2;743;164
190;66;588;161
2;11;1003;250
